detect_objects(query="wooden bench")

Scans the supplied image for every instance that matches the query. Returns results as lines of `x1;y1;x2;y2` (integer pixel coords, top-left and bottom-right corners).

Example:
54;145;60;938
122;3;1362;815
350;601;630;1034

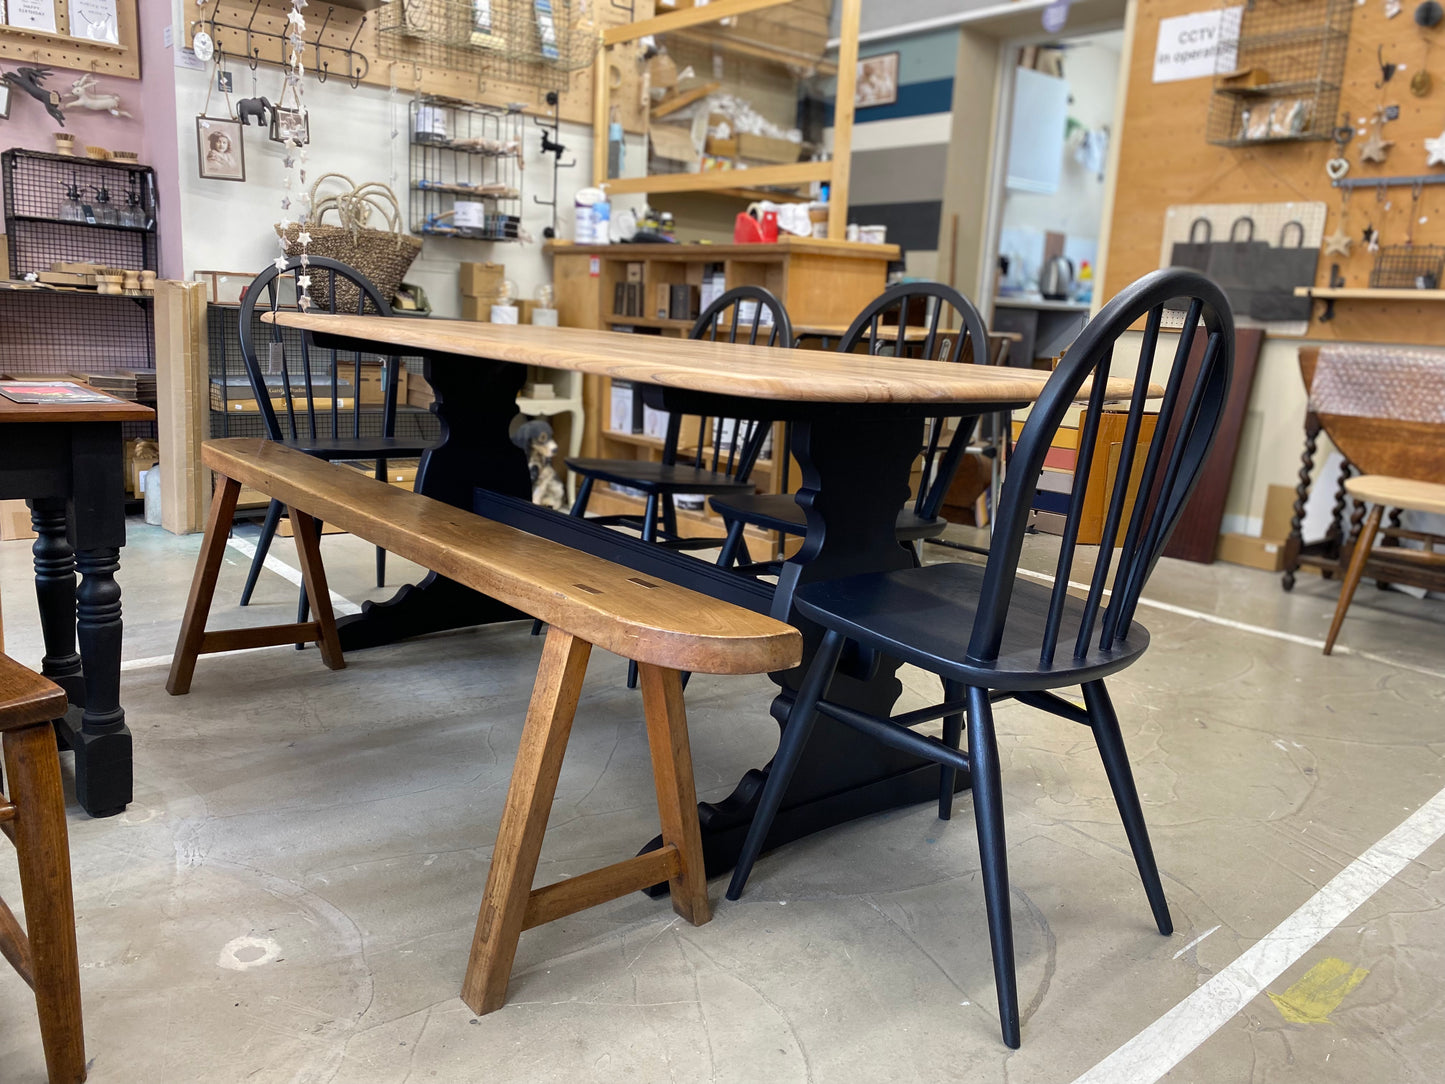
167;438;801;1014
2;654;85;1084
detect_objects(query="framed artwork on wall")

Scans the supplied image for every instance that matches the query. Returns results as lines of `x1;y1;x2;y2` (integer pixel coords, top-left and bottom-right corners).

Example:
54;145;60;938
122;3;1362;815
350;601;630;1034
196;116;246;182
0;83;10;120
856;52;899;108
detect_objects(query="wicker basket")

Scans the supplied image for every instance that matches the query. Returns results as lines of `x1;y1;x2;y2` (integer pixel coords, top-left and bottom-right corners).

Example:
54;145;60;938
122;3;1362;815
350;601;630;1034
276;173;422;311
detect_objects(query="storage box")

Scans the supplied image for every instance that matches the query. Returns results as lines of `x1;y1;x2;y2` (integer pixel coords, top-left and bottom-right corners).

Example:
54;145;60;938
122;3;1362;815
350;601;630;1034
1261;484;1296;542
355;363;408;406
737;133;801;164
610;380;635;432
407;373;435;409
1215;532;1285;572
459;261;505;298
1;500;36;542
461;295;492;322
124;438;160;499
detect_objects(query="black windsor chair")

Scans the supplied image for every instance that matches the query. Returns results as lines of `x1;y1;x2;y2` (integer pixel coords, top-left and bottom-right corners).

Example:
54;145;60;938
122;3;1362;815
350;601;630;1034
725;268;1236;1049
234;257;432;619
709;282;993;573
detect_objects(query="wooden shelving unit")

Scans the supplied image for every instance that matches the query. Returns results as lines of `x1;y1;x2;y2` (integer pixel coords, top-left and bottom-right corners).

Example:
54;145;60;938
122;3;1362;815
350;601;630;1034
1293;287;1445;301
550;237;897;549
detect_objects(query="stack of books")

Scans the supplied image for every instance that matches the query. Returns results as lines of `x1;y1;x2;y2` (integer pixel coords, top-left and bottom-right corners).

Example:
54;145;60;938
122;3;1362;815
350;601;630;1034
72;371;137;400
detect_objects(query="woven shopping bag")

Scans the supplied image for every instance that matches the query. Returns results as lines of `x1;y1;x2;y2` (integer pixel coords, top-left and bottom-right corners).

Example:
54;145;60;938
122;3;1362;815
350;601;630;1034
276;172;422;311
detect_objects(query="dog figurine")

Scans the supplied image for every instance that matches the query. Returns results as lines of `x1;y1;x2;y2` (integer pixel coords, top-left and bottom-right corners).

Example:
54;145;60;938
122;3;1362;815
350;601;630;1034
511;419;566;510
237;96;273;127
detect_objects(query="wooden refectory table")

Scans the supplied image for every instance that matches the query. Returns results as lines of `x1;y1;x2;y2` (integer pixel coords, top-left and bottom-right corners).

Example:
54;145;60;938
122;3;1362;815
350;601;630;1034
264;314;1139;875
0;394;154;817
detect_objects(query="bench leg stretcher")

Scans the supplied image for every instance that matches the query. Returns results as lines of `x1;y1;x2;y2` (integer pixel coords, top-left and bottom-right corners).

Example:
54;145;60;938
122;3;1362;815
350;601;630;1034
461;627;711;1014
167;476;345;696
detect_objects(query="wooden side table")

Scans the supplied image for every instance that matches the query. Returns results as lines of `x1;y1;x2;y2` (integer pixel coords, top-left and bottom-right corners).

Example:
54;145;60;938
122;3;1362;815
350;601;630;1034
0;394;155;817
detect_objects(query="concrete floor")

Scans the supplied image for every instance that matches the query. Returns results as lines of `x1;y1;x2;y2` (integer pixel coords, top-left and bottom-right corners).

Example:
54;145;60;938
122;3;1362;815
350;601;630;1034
0;517;1442;1083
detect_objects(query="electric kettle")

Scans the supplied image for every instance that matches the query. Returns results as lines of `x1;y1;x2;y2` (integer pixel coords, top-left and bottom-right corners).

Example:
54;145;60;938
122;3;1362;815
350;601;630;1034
1040;256;1075;300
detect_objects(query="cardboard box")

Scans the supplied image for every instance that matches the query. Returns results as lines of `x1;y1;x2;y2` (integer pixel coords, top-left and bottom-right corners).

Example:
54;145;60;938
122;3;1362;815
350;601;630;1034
459;261;505;298
737;132;801;164
461;295;493;322
355;363;408;406
407;373;435;409
1215;532;1285;572
1261;483;1296;542
124;438;160;499
1;499;36;542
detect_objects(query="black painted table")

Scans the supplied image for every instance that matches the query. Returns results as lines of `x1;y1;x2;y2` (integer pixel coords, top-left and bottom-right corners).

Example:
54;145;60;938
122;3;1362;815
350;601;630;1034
264;315;1127;876
0;393;153;817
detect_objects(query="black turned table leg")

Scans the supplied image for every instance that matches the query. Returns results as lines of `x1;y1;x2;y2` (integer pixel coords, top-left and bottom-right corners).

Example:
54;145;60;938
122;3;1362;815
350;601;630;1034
28;498;83;712
334;352;533;651
65;424;133;816
71;547;131;816
656;411;973;882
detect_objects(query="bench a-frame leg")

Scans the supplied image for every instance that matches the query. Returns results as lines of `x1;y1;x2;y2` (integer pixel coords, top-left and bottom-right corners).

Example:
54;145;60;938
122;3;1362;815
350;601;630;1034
460;636;713;1016
462;628;592;1015
167;478;344;695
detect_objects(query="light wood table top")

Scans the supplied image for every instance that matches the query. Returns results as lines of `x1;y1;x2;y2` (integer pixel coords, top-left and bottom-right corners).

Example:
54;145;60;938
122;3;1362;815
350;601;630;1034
268;314;1150;405
0;393;155;426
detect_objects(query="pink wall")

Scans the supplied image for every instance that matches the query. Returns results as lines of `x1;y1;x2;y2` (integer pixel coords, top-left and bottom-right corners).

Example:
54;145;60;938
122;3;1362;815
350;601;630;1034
2;9;181;277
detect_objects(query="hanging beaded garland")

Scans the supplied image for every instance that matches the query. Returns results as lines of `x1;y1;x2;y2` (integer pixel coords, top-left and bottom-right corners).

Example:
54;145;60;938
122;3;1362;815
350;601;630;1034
275;0;313;309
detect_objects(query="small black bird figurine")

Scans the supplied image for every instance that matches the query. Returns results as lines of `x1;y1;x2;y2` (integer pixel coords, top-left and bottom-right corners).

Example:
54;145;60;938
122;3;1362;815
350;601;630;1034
2;66;67;126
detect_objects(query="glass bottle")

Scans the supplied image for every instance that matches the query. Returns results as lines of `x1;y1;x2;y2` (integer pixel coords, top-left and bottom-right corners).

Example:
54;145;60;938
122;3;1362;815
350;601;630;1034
58;174;86;222
121;176;142;228
92;183;115;226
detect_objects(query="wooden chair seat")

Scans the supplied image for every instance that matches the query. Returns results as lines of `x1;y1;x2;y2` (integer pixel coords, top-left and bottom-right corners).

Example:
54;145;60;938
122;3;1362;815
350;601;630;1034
1323;474;1445;655
2;653;85;1083
167;438;801;1016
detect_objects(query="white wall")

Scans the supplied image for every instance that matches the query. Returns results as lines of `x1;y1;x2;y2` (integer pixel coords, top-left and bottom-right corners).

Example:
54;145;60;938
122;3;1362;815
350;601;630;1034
162;0;631;318
998;33;1121;287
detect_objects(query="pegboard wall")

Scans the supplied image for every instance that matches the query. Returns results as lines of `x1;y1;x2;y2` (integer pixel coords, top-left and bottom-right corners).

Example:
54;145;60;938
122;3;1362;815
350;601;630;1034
1106;0;1445;343
0;0;140;79
184;0;649;132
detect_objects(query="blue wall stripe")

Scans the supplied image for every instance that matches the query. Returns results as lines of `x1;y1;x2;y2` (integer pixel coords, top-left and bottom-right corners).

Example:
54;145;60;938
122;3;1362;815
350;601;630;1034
821;77;954;127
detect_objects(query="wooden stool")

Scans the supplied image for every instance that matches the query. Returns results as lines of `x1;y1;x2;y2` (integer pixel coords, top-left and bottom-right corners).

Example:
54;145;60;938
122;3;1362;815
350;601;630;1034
1325;476;1445;655
2;654;85;1083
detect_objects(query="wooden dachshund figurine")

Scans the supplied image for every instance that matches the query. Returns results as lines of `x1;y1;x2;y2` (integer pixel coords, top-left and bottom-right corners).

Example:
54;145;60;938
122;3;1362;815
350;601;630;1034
63;74;132;118
1;66;66;125
237;97;273;127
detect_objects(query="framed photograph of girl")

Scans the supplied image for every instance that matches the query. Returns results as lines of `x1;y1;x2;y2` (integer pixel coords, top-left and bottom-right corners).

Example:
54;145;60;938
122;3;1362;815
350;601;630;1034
196;116;246;182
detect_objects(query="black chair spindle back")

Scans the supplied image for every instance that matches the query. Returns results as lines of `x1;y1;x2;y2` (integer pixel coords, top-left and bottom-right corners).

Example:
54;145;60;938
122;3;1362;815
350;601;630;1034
969;268;1235;670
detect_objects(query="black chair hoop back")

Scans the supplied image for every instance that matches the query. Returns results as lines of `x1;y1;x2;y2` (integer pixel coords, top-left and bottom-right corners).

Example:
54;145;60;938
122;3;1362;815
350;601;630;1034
969;268;1235;668
237;256;397;445
671;285;792;481
837;281;992;520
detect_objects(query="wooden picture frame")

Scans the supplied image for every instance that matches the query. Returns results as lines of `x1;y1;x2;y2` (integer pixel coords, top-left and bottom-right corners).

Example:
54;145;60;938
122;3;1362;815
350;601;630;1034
0;83;10;120
196;116;246;182
269;106;309;146
856;52;899;108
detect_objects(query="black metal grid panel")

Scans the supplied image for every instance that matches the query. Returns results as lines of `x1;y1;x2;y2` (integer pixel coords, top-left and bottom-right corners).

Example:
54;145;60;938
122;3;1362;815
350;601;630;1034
0;291;155;372
410;97;523;241
2;149;158;276
1205;0;1352;147
1369;245;1445;289
206;303;439;444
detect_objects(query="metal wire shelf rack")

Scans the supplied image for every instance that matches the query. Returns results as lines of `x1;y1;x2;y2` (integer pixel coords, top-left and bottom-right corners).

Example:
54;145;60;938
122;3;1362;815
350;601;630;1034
410;96;524;241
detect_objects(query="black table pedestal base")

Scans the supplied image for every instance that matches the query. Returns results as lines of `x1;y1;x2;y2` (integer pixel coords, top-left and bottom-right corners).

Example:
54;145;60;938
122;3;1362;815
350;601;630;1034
336;572;525;651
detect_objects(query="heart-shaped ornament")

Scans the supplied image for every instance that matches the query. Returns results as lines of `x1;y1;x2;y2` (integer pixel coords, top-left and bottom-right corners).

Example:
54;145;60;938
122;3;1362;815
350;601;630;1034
1326;157;1350;180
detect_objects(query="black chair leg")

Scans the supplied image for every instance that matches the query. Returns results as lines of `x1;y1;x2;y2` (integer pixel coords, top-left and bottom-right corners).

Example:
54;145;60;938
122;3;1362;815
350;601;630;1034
967;684;1020;1049
938;678;965;820
239;499;283;606
626;493;662;690
534;476;598;637
716;518;747;571
374;460;388;588
1082;680;1172;937
726;628;847;901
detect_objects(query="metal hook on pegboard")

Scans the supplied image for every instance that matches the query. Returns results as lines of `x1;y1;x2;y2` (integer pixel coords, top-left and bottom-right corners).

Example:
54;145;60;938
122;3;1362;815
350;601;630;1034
195;0;369;88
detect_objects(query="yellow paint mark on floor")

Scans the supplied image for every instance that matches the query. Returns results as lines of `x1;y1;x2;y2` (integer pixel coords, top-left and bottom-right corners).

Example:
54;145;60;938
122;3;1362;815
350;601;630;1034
1267;958;1369;1024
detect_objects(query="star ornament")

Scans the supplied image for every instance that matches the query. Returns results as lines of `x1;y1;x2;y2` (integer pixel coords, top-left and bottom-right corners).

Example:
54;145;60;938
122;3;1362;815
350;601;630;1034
1427;130;1445;167
1324;222;1353;256
1360;128;1393;163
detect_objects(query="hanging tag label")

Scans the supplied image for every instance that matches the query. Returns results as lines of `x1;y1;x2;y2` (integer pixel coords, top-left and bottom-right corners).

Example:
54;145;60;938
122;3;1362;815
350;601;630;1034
217;71;233;93
268;341;285;375
81;204;96;225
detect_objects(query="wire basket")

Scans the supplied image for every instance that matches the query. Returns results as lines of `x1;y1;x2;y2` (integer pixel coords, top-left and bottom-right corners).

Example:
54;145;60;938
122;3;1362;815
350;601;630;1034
378;0;598;93
1369;245;1445;290
1205;0;1353;146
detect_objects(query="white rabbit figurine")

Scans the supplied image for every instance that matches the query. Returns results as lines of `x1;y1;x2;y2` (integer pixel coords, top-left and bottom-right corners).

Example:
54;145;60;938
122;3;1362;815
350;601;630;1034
63;74;133;118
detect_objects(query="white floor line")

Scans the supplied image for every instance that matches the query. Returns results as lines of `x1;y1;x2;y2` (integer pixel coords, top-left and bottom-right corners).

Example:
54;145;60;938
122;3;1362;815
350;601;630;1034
1012;567;1445;680
225;535;362;616
1071;783;1445;1084
1171;924;1220;960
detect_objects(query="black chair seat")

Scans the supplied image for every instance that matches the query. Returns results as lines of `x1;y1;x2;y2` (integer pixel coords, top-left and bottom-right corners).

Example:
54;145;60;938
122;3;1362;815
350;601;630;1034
795;562;1149;692
566;457;759;496
710;492;947;542
291;436;433;460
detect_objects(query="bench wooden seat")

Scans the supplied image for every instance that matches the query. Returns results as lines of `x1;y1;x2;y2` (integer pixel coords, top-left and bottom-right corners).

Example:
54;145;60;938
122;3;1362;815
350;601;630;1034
2;654;85;1083
167;437;801;1015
